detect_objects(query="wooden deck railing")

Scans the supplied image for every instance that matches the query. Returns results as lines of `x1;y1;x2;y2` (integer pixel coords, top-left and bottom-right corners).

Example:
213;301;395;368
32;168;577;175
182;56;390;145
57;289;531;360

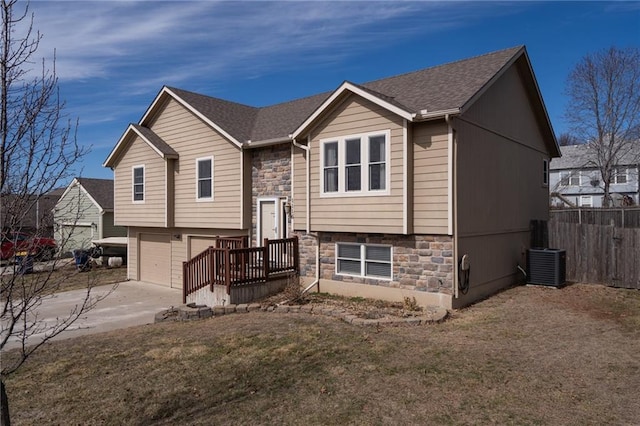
183;236;299;303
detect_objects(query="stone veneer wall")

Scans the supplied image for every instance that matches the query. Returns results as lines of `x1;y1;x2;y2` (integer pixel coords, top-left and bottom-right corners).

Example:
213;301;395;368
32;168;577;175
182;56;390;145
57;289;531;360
291;231;318;278
295;232;454;294
251;144;291;246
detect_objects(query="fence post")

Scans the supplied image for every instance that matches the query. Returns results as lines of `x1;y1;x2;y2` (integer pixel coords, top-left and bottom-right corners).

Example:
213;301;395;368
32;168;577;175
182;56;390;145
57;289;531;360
182;261;187;304
263;238;270;278
293;236;299;273
225;248;231;295
209;247;215;292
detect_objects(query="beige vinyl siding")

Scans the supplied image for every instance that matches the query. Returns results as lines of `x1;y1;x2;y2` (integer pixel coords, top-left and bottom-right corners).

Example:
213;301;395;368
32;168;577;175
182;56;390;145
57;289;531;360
453;63;552;307
456;120;548;234
102;212;127;238
127;230;138;281
412;121;449;234
307;95;404;234
463;64;547;153
292;145;308;231
148;98;243;229
113;136;166;227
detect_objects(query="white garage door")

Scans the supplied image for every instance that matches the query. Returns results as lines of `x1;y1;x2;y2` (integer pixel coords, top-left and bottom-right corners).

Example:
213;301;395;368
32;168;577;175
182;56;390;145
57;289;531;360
139;233;171;286
189;236;218;259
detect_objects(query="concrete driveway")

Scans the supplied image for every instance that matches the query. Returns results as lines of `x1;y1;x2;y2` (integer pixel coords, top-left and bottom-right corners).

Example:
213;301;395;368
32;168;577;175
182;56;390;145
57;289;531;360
3;281;182;350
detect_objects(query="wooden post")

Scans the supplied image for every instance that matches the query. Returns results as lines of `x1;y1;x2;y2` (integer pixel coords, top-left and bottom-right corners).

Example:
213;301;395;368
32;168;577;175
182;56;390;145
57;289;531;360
182;261;187;304
293;236;299;273
225;248;231;295
263;238;269;279
209;247;215;292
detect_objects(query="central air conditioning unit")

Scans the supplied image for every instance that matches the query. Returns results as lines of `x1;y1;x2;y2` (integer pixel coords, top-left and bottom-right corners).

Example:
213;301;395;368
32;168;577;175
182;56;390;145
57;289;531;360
527;248;566;287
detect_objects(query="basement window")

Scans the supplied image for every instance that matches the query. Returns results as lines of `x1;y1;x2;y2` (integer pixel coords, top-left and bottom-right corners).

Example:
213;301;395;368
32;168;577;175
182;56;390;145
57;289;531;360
336;243;392;280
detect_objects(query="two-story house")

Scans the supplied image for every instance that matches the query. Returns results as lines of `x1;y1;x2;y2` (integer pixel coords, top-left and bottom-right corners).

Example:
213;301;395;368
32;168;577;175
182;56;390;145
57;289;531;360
104;46;560;309
550;144;639;207
54;177;127;254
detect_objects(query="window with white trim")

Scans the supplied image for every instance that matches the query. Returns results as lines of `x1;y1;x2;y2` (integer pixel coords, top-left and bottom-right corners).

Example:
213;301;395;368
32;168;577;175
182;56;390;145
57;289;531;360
196;156;214;201
321;130;390;196
133;166;144;202
336;243;392;280
542;159;549;186
580;195;593;207
559;170;580;186
613;167;627;184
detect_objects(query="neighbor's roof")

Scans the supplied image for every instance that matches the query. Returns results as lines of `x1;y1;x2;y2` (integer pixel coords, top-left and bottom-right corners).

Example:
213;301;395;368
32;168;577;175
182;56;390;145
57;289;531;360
551;144;640;170
75;178;115;210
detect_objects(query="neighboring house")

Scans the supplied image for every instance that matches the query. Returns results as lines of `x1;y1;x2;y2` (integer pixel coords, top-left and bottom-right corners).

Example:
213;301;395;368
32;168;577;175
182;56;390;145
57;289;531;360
54;178;127;254
104;46;559;309
550;144;640;207
1;189;64;238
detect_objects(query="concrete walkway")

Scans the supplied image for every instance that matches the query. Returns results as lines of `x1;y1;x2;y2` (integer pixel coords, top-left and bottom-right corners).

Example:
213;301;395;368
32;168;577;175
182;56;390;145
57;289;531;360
2;281;182;350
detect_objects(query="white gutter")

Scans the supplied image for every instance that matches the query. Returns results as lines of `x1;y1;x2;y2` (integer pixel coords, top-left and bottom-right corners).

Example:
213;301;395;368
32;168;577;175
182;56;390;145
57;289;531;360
446;114;454;236
245;137;292;148
414;108;461;122
449;114;459;299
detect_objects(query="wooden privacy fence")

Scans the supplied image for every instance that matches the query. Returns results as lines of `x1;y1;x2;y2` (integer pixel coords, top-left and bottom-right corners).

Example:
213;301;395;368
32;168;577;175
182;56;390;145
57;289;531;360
550;207;640;228
182;236;299;303
548;220;639;289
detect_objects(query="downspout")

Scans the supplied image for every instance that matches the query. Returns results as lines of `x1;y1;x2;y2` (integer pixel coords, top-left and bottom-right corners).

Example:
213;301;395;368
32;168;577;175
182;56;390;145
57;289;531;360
291;136;319;293
446;113;459;300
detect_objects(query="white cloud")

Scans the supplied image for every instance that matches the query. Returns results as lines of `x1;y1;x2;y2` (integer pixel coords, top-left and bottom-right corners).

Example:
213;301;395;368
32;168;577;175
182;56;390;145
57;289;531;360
25;1;505;86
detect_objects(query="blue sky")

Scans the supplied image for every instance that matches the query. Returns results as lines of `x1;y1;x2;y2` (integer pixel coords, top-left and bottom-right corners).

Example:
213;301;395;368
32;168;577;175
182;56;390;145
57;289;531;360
23;1;640;181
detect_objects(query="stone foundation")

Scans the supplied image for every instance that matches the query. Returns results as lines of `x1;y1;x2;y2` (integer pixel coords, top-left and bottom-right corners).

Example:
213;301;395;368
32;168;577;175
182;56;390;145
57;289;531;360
294;232;454;295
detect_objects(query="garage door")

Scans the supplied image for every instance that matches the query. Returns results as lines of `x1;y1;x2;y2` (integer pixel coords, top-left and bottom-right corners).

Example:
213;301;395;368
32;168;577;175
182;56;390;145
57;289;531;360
139;233;171;286
189;236;218;259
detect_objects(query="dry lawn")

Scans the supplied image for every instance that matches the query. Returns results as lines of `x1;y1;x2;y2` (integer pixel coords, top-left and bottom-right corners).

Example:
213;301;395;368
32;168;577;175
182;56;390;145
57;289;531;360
4;283;640;425
1;262;127;299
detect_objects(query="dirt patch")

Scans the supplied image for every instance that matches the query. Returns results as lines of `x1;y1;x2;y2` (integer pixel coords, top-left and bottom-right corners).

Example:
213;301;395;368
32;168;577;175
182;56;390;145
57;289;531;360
259;280;428;320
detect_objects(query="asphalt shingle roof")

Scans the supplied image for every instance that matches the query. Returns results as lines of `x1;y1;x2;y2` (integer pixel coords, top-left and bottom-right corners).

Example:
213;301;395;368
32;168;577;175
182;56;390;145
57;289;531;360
165;46;523;143
76;178;114;210
551;144;640;170
132;124;179;157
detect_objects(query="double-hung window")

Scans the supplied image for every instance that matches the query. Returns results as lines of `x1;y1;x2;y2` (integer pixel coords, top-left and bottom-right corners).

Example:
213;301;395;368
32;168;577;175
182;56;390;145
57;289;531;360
336;243;392;280
132;166;144;202
559;171;580;186
321;130;390;196
613;167;627;184
196;156;214;201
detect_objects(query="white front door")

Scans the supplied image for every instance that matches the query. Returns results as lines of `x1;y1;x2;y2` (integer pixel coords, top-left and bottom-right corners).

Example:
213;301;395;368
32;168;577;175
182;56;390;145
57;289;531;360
258;199;278;244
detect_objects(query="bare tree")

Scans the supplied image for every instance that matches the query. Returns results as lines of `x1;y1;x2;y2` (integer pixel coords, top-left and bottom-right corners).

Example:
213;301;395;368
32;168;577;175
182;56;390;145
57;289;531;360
558;133;579;147
1;1;107;424
565;46;640;207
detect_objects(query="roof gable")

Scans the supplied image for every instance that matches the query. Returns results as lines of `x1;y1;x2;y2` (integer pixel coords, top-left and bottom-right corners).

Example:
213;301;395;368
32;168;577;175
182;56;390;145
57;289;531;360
104;124;178;168
290;81;415;140
59;177;115;212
